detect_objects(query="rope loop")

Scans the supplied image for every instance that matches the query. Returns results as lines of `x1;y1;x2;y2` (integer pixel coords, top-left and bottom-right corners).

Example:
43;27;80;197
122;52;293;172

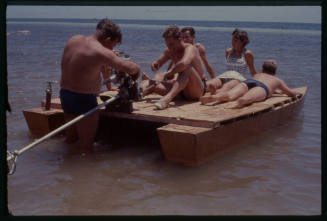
7;150;19;175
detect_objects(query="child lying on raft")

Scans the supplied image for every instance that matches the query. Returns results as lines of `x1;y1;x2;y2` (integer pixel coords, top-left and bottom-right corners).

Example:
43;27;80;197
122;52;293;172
200;60;301;108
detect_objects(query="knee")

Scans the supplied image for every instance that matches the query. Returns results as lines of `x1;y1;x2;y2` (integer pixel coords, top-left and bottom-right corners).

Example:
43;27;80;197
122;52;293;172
178;70;190;82
221;92;233;101
207;82;217;90
237;97;249;106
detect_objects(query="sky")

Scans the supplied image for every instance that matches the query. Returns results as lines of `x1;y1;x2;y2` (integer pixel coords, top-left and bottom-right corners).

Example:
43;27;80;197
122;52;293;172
6;6;321;24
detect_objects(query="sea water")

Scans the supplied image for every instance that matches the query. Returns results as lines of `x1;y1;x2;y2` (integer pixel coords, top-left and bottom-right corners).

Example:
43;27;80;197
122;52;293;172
6;18;321;215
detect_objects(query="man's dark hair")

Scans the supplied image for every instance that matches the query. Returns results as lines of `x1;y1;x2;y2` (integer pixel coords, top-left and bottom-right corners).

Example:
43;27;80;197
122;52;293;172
232;28;249;47
181;27;195;36
262;59;278;75
162;25;181;39
96;18;122;44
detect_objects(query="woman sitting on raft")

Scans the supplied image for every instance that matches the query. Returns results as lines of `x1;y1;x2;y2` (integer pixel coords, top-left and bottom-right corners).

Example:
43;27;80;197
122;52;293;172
204;28;257;96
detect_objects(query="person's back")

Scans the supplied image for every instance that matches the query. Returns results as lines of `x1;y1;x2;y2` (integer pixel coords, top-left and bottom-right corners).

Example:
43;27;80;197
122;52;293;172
253;61;296;97
61;35;104;95
252;73;281;97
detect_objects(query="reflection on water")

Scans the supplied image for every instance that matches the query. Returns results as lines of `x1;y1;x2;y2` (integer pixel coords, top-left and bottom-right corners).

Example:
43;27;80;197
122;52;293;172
8;111;320;215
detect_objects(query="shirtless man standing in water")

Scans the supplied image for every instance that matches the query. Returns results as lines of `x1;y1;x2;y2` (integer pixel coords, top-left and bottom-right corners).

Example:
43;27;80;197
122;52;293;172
142;25;206;110
60;18;140;152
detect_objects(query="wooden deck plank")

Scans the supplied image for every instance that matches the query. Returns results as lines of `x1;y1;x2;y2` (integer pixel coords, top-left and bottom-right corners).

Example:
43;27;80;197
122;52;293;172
101;87;306;128
43;87;307;128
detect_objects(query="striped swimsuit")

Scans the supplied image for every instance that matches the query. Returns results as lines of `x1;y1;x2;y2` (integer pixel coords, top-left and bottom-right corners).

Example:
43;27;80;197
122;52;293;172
225;49;249;76
217;49;249;83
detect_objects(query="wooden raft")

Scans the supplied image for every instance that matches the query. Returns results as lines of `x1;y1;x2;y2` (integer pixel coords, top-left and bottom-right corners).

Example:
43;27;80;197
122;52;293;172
35;87;307;166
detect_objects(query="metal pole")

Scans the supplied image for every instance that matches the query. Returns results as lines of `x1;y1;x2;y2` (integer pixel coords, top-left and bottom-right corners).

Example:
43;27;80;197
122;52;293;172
7;95;119;162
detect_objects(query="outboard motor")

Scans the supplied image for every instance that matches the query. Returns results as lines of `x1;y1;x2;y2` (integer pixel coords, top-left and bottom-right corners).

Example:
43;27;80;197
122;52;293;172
101;53;141;113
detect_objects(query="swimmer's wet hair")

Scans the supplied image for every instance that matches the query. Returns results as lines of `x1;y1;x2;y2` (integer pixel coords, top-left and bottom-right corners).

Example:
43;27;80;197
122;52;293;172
232;28;249;47
162;25;181;39
262;59;278;75
97;18;122;44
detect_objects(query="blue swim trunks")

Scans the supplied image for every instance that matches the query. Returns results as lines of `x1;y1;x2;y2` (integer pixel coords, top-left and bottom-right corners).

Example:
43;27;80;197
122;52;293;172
60;89;98;115
243;79;270;97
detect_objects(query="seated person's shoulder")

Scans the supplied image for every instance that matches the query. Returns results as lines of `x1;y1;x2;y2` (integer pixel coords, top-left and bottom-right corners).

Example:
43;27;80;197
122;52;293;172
69;34;86;42
195;43;206;53
195;42;205;49
244;49;254;56
185;43;198;52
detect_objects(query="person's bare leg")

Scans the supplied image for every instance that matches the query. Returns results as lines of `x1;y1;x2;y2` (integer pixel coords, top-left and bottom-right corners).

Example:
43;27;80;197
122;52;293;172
75;110;99;153
215;79;240;94
201;82;247;104
206;77;223;94
225;82;248;101
140;73;155;96
154;73;188;109
200;95;218;104
64;113;78;143
155;67;203;109
140;72;172;97
225;87;267;109
200;91;229;104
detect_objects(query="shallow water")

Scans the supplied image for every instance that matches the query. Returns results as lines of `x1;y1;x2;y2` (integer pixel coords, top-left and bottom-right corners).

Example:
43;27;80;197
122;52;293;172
6;18;321;215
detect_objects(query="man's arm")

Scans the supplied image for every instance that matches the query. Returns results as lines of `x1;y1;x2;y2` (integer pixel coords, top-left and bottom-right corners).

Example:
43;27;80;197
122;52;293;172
165;45;196;78
278;79;299;97
245;50;257;77
197;44;215;79
101;49;141;77
151;50;170;72
101;65;118;91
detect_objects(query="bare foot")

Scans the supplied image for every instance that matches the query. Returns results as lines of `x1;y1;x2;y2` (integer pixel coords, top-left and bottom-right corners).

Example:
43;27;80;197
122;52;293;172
224;101;242;109
208;84;217;95
200;95;216;105
154;99;170;110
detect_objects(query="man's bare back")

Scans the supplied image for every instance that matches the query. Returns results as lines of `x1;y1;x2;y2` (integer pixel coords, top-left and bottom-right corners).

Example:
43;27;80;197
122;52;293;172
252;73;295;97
61;35;107;94
60;19;140;152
